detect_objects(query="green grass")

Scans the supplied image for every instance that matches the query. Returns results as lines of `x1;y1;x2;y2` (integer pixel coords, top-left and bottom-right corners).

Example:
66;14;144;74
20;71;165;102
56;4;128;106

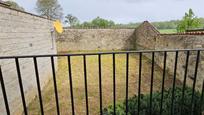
27;51;177;115
159;29;177;34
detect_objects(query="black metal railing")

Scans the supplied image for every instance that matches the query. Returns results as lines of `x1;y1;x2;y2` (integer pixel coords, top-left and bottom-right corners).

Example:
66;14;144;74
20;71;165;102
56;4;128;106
0;49;204;115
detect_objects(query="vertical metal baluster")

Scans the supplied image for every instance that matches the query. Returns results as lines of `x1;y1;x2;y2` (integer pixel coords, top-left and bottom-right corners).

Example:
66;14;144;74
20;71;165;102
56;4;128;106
33;57;44;115
171;51;178;115
113;53;116;115
0;66;10;115
15;58;27;115
181;51;190;115
138;52;142;115
83;55;89;115
200;80;204;114
190;50;200;115
150;52;155;115
51;56;60;115
15;58;28;115
67;56;75;115
98;54;102;115
160;51;167;115
125;53;129;115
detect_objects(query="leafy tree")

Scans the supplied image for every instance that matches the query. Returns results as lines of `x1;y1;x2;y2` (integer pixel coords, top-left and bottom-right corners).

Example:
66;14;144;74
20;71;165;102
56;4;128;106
91;17;115;28
177;9;201;32
76;17;115;28
36;0;63;20
4;1;24;11
64;14;80;27
79;21;93;28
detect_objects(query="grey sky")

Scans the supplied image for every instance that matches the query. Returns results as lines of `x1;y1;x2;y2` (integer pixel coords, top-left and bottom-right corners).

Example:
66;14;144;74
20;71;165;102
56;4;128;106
15;0;204;23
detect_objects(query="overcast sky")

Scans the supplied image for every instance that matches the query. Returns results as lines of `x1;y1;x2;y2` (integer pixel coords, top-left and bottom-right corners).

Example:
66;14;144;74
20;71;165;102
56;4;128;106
15;0;204;24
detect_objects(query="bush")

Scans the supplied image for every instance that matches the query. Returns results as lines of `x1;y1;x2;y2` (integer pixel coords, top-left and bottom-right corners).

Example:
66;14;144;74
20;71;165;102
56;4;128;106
103;87;203;115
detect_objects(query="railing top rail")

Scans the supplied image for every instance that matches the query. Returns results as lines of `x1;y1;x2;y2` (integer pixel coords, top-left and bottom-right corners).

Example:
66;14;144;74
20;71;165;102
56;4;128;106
0;49;204;59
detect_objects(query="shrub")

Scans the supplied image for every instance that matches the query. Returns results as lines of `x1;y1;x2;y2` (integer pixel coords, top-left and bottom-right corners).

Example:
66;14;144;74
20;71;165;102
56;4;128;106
103;87;203;115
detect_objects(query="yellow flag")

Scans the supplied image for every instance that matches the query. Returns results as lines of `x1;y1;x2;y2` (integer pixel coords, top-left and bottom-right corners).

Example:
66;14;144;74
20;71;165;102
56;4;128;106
53;20;63;34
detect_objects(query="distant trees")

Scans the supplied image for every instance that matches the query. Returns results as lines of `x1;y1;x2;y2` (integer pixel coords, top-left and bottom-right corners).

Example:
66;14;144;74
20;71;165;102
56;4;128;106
63;15;115;28
36;0;63;20
91;17;115;28
63;11;204;29
177;9;201;32
4;1;24;11
76;17;115;28
119;18;204;30
152;20;179;29
64;14;80;27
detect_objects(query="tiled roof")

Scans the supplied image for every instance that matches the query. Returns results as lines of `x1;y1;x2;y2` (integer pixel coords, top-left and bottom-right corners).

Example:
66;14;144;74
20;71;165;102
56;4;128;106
160;32;204;35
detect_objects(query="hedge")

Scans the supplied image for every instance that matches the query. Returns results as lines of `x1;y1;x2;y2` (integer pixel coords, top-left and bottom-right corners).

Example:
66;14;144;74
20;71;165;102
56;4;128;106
103;87;203;115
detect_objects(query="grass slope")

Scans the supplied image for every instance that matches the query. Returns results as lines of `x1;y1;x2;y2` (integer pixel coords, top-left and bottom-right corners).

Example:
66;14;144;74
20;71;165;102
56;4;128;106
28;52;178;115
159;29;177;34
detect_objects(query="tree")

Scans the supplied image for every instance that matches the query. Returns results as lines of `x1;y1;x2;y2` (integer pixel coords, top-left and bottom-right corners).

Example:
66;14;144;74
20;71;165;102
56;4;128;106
72;17;115;28
91;17;115;28
4;1;24;11
36;0;63;20
64;14;80;27
177;9;201;32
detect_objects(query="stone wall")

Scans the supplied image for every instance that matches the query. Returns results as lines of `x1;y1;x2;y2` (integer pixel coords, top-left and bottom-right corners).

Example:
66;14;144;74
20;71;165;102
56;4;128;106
155;35;204;90
57;21;204;90
135;21;204;90
0;5;57;114
57;29;136;52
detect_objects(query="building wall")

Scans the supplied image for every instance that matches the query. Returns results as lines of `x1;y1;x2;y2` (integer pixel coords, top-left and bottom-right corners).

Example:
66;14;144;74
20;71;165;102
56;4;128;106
57;29;136;52
0;5;57;114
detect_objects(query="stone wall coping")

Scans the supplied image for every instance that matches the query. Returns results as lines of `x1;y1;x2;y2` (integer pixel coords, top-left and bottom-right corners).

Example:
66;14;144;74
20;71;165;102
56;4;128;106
0;4;54;21
63;27;136;30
